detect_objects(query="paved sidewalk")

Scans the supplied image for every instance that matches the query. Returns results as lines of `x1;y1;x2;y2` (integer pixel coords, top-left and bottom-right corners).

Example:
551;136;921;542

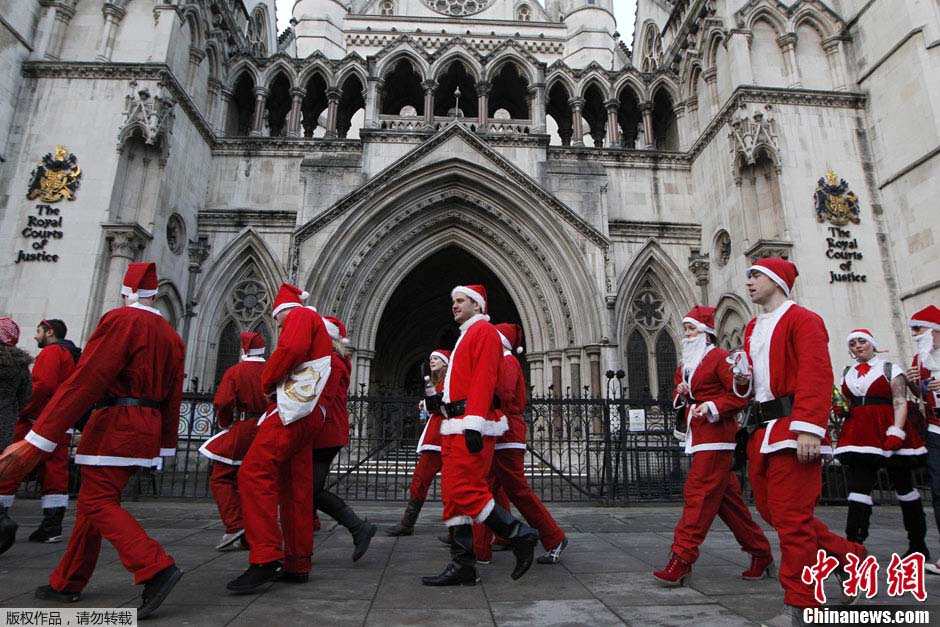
0;500;938;626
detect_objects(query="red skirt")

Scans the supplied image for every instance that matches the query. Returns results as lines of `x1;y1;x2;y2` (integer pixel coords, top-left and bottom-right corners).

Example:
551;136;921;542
199;418;260;465
834;404;926;458
417;414;443;453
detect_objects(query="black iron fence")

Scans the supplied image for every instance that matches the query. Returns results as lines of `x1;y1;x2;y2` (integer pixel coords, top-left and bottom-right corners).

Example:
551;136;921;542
18;392;932;506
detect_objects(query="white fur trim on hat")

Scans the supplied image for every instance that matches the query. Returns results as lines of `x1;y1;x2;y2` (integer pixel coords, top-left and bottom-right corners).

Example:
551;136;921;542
451;286;486;313
121;285;159;302
908;318;940;331
497;331;512;352
846;331;877;350
746;264;790;297
430;350;450;365
682;316;716;335
324;319;341;341
271;302;301;317
245;347;265;356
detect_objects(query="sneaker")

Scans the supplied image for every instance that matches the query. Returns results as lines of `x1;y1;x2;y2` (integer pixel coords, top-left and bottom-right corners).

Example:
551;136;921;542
216;529;246;551
537;537;569;564
925;559;940;575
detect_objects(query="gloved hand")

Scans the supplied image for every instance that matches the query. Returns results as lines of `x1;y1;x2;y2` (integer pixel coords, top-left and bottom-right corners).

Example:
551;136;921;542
884;426;906;451
425;392;442;413
464;429;483;453
0;439;46;484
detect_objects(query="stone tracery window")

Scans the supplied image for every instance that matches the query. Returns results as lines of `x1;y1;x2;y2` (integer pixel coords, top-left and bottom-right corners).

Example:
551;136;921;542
214;269;274;385
247;8;268;57
380;0;395;15
624;277;677;400
516;4;530;21
229;278;269;323
641;24;663;73
423;0;495;17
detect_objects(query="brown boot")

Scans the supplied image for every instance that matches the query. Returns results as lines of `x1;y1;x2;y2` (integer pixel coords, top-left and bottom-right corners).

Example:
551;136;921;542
386;498;424;536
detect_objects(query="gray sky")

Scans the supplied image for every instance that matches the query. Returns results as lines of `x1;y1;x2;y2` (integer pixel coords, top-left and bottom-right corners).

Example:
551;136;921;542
274;1;638;44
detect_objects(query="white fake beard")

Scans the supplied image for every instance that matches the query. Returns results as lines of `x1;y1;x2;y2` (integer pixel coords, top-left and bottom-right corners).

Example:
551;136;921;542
915;331;940;373
681;334;708;375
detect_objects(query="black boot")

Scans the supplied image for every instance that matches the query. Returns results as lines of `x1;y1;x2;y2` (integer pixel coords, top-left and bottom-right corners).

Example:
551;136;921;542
0;503;17;555
900;497;930;560
845;500;872;544
226;560;283;594
332;504;377;562
483;504;539;580
386;498;424;536
422;524;479;586
138;564;183;619
29;507;66;543
35;585;81;603
438;527;454;547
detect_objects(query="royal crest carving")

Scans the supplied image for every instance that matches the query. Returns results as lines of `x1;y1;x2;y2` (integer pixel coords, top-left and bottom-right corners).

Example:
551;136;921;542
27;145;82;202
814;169;860;226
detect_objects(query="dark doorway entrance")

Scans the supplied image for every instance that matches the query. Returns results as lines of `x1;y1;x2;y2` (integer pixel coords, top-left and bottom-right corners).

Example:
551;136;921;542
370;245;523;394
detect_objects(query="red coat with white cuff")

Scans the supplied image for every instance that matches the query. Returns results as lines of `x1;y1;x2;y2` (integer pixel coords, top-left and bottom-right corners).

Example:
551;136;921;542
200;358;267;466
314;352;351;449
440;314;507;437
417;381;445;453
26;303;184;467
495;351;527;450
19;342;78;422
673;346;747;454
736;302;833;454
911;355;940;432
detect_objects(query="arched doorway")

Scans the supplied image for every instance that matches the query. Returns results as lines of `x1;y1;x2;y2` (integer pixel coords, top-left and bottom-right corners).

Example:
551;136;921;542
369;245;523;394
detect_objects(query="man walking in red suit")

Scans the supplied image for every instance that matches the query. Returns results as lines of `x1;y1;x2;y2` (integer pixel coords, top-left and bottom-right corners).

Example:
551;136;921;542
0;319;81;551
732;257;864;625
199;332;268;551
0;262;185;618
422;285;538;586
226;283;331;592
475;323;569;564
653;307;772;586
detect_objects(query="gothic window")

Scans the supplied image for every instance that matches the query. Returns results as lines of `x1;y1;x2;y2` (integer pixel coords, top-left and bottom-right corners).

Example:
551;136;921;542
632;282;665;330
655;330;678;400
214;320;241;387
229;278;269;323
651;88;678;150
213;269;275;385
516;4;530;21
642;25;663;72
626;330;651;400
625;277;678;401
423;0;495;17
380;1;395;15
247;8;268;57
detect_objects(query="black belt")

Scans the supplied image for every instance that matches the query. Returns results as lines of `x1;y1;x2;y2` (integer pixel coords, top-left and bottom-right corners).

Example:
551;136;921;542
849;396;892;407
751;395;794;428
95;397;161;410
442;400;466;419
237;411;264;421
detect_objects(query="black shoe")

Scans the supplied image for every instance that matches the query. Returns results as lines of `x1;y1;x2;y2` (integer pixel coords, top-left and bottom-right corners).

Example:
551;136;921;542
226;560;283;594
483;505;539;580
0;505;18;555
351;520;377;562
421;561;479;586
29;507;66;544
492;541;511;552
138;565;183;619
35;585;81;603
277;571;309;584
537;537;569;564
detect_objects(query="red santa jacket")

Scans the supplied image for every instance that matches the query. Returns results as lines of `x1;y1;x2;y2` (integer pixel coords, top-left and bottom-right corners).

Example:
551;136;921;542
314;352;351;449
200;358;267;466
738;301;834;454
19;341;79;422
261;306;332;423
26;303;184;467
495;350;528;450
417;381;445;453
440;314;507;437
673;346;746;454
911;355;940;431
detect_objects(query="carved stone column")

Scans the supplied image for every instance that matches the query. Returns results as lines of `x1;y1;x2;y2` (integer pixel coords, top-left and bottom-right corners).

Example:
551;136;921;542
685;95;699;139
569;97;585;147
703;67;719;111
182;235;211;346
565;348;582;397
526;351;545;395
822;36;848;91
219;87;234;135
44;0;78;61
365;76;384;129
528;83;546;133
777;33;802;88
250;86;269;137
422;79;437;129
325;88;341;138
205;79;221;132
101;223;152;313
547;349;563;436
96;0;127;62
288;87;305;137
727;29;754;88
640;101;654;148
604;98;620;146
688;249;710;305
476;81;491;130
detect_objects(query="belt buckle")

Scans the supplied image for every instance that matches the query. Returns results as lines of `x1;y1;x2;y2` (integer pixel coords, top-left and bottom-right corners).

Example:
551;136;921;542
441;404;449;419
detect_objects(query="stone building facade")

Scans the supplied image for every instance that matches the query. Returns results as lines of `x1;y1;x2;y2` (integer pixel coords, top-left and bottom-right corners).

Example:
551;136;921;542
0;0;938;398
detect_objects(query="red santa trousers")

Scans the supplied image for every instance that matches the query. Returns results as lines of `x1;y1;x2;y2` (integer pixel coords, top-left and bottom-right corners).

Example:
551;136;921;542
48;466;174;591
210;461;243;533
473;482;511;562
671;449;771;563
747;433;862;608
239;413;318;574
408;451;442;501
0;419;70;503
440;434;495;524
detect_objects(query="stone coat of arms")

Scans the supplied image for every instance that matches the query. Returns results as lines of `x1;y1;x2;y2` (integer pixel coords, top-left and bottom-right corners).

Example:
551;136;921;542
814;169;860;226
27;145;82;202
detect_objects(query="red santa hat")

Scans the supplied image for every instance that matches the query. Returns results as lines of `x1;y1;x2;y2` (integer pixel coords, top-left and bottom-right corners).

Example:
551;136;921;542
746;257;798;297
494;322;524;354
272;283;309;317
451;284;487;314
240;331;265;357
120;262;159;302
909;306;940;331
430;349;451;365
323;315;350;345
0;317;20;346
682;306;716;335
846;329;877;350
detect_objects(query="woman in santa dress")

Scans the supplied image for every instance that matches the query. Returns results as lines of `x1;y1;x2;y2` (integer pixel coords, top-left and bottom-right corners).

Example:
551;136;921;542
835;329;928;559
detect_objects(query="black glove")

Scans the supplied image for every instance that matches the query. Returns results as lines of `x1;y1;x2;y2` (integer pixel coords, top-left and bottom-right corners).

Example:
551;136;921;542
464;429;483;453
425;392;442;413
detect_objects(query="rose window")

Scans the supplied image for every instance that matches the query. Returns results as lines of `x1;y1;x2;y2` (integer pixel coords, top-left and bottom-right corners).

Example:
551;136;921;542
423;0;494;17
230;279;269;323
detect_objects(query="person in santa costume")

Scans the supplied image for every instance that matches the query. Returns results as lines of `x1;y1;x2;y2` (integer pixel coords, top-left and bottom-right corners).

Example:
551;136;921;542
732;257;864;626
226;283;331;593
386;348;450;537
0;319;81;552
0;262;184;617
835;328;928;559
653;306;773;586
904;306;940;574
422;285;538;587
473;323;569;565
312;315;377;561
199;332;268;551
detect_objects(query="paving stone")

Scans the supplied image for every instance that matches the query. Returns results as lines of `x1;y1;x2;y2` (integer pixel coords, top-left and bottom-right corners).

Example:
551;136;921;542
490;599;625;627
366;608;495;626
610;603;754;627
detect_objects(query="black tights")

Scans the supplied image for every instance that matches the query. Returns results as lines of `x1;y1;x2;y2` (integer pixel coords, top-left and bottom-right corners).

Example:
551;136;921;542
313;446;349;520
846;460;915;497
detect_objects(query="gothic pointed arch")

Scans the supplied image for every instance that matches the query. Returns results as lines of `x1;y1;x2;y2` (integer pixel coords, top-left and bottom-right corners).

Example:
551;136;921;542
430;45;484;83
715;293;752;350
155;279;183;331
